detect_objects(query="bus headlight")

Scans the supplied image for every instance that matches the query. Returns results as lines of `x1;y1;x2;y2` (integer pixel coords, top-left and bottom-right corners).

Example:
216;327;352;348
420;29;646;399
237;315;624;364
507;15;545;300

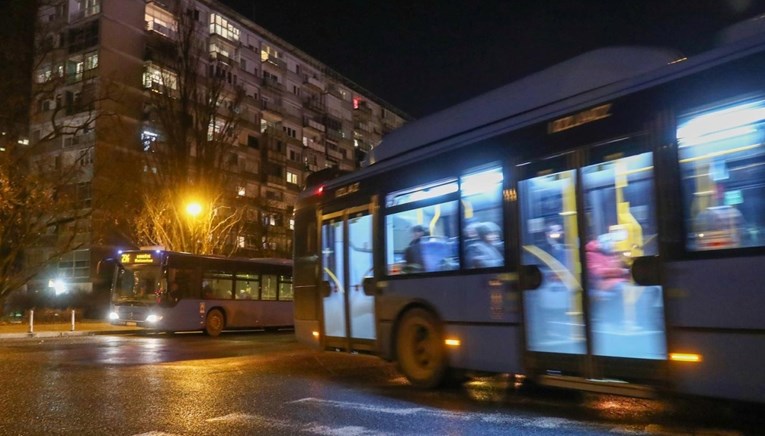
146;314;163;323
108;312;119;321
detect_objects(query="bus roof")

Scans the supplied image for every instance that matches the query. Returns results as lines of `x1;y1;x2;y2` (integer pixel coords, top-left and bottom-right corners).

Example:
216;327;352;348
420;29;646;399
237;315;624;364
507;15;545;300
364;46;681;165
302;16;765;194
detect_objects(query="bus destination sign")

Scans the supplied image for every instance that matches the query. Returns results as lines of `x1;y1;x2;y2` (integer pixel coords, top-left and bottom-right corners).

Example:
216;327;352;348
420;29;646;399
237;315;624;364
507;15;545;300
548;103;612;134
120;252;159;265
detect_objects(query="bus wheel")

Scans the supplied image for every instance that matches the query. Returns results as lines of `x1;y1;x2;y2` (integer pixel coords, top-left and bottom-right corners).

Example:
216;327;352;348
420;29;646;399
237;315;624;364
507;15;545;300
204;309;225;337
396;308;448;388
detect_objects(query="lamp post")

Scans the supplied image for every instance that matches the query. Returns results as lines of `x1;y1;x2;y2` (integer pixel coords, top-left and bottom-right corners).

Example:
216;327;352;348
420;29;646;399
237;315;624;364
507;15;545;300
185;201;203;253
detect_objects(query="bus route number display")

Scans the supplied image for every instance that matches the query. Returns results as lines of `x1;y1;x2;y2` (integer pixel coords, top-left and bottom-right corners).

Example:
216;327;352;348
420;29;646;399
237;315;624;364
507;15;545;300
120;252;159;265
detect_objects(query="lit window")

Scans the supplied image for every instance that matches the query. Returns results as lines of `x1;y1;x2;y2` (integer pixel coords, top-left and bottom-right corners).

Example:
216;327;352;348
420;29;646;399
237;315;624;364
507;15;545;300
209;13;239;41
143;63;177;91
677;99;765;251
286;171;298;185
145;2;176;38
461;166;505;269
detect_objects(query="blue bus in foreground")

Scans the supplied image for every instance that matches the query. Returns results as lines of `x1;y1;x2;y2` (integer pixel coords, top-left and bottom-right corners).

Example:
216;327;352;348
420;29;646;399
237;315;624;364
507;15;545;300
108;250;293;336
293;17;765;403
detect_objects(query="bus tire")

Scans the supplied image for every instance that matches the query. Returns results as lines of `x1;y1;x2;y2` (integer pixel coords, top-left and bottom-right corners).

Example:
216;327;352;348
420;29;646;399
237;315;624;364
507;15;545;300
204;309;225;337
396;308;448;388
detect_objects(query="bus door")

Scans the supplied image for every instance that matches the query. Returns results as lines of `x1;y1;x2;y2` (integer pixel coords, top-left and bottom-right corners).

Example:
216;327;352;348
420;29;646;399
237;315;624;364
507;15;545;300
518;144;667;385
320;205;376;352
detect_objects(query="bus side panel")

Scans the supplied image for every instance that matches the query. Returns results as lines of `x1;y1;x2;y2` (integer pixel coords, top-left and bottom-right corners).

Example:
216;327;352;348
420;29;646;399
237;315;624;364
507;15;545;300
664;257;765;402
157;300;205;331
668;330;765;403
224;300;294;328
665;257;764;329
378;273;522;372
446;324;524;373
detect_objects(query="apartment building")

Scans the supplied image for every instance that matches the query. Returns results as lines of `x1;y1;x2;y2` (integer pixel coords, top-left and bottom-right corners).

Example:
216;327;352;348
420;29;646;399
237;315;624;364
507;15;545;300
27;0;409;302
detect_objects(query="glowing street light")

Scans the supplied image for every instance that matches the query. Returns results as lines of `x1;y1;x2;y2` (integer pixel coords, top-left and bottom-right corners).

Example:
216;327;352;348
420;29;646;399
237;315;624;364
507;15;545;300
186;201;203;218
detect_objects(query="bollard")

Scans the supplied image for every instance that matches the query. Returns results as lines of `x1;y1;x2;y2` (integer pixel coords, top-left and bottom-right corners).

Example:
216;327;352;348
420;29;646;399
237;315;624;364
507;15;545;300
28;309;34;334
71;309;76;331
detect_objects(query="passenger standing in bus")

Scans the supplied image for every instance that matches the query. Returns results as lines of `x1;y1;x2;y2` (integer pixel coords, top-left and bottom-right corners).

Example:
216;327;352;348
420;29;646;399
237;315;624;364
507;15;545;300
586;234;629;328
403;225;426;272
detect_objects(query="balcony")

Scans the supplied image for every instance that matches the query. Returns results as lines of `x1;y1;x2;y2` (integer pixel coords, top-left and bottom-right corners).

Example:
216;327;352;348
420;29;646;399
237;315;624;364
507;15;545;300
303;75;324;90
282;104;302;122
261;54;286;69
210;51;236;66
266;174;286;186
303;97;324;113
69;4;100;23
146;20;176;40
260;100;283;118
303;117;326;133
327;148;343;160
262;76;285;91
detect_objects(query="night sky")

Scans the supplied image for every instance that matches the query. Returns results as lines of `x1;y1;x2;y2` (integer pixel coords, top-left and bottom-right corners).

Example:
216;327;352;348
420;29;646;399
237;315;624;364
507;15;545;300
220;0;765;119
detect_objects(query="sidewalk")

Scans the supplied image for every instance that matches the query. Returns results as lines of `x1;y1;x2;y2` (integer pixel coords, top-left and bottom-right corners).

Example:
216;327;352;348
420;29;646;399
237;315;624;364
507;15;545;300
0;319;142;339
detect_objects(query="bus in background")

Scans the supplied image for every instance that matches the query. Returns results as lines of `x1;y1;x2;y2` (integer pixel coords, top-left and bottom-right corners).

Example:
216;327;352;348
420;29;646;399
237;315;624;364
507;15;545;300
293;17;765;403
108;250;293;336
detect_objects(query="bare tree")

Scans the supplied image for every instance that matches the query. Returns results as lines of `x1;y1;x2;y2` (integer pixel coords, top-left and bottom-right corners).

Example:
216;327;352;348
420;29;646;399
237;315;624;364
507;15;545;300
0;0;121;306
130;0;248;255
0;1;69;303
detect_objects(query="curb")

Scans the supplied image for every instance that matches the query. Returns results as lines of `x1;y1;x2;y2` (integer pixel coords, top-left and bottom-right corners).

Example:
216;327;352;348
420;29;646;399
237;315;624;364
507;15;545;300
0;329;140;340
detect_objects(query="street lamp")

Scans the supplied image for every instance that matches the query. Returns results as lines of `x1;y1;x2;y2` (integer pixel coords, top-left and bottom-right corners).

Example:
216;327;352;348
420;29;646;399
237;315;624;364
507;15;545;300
185;201;204;253
186;201;202;218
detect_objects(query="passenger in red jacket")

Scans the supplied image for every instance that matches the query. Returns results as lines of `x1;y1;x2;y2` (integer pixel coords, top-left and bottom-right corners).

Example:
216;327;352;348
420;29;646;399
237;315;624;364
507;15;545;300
586;234;629;329
585;235;629;294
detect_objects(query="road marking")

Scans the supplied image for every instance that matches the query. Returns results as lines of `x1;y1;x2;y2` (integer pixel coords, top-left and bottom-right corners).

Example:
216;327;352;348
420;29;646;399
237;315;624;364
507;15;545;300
206;412;389;435
289;397;579;429
132;432;183;436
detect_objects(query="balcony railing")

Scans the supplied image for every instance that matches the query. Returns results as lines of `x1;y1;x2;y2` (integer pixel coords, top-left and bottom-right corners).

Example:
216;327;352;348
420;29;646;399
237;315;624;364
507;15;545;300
146;20;176;39
303;118;326;132
261;54;286;69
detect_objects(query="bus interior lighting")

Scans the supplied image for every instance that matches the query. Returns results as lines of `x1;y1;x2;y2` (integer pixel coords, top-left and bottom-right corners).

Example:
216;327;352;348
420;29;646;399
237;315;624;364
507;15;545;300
312;330;320;338
445;338;461;347
676;101;765;146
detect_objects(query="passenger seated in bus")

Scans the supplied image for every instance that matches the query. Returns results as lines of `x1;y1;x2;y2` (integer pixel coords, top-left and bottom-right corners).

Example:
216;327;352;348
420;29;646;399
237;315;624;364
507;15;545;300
693;205;744;249
465;222;504;268
403;225;426;272
419;236;456;271
586;234;629;327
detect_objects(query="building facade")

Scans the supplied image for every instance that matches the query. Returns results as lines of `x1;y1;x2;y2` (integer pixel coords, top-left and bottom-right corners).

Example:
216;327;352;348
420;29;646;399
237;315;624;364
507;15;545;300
27;0;408;305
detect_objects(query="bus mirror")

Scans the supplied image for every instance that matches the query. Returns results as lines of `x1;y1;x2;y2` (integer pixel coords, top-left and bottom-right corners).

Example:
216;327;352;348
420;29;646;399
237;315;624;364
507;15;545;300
631;255;661;286
320;280;332;297
519;264;543;290
362;277;376;296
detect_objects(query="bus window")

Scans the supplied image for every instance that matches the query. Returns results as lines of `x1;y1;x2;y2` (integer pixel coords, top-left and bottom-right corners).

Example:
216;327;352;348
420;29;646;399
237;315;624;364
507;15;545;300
385;179;460;274
279;275;293;300
202;271;234;299
461;165;505;269
167;268;195;300
677;99;765;251
235;273;259;300
262;274;278;300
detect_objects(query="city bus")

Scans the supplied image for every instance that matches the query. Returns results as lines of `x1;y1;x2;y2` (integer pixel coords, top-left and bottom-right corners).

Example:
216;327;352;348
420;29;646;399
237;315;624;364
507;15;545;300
293;17;765;403
108;249;293;336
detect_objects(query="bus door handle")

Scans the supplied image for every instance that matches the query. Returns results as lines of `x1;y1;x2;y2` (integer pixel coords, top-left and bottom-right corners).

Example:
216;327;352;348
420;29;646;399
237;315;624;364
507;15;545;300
519;264;543;290
320;280;332;297
631;255;661;286
362;277;376;296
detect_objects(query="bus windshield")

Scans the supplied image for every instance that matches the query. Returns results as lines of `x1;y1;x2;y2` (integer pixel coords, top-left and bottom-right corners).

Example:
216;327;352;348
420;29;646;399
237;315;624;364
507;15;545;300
112;264;164;304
